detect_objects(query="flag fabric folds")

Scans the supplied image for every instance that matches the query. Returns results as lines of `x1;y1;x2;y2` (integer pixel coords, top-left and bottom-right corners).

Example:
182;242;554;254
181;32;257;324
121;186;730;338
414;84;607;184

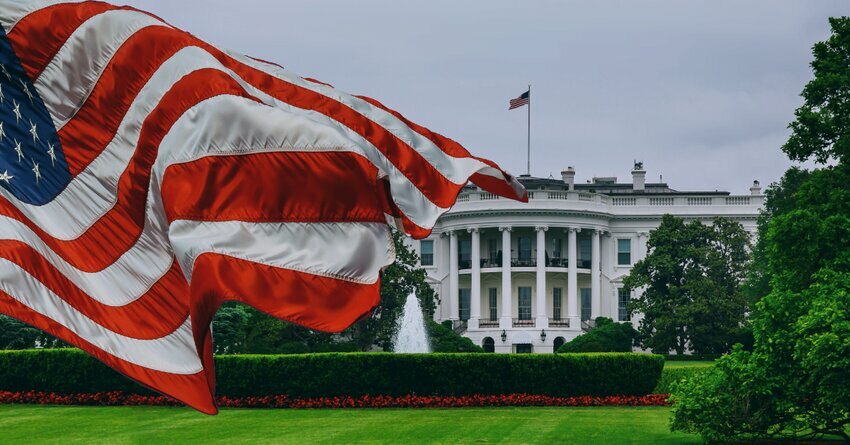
0;1;526;414
509;90;530;110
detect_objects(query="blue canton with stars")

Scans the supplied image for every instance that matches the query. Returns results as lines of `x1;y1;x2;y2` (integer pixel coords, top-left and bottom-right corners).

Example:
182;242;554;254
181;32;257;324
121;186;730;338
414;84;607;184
0;26;71;205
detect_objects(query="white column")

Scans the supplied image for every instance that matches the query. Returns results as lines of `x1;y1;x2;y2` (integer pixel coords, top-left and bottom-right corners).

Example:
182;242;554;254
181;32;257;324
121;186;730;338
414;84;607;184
469;227;481;329
567;227;579;329
535;226;548;328
499;226;512;329
591;229;601;319
449;230;459;321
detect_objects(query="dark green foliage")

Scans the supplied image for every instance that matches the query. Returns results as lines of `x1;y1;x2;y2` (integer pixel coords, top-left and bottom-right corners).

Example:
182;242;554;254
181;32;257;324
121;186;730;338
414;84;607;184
671;18;850;443
0;315;65;350
0;349;663;398
556;317;635;353
342;230;438;351
654;365;712;394
426;321;483;353
784;17;850;164
623;215;751;355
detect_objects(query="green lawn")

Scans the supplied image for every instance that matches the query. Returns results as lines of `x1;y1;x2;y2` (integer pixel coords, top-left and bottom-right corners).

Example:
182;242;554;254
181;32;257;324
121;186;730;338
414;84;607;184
0;405;700;445
663;361;714;368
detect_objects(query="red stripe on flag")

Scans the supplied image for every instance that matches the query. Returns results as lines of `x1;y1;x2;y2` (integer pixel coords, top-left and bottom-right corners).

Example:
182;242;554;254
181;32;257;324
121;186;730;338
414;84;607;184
161;151;389;224
58;25;193;175
0;292;216;414
0;69;260;271
0;240;188;339
6;1;117;79
188;253;382;336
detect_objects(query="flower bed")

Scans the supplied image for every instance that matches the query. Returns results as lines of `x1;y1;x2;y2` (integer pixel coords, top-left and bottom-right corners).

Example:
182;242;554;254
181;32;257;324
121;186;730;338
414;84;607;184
0;390;670;409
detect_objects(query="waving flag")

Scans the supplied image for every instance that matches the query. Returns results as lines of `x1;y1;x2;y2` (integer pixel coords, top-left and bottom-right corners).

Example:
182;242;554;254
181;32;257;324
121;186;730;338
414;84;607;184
0;1;526;413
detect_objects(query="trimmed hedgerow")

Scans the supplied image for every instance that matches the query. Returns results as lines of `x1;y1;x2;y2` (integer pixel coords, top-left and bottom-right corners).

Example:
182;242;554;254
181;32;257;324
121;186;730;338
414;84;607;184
0;350;663;398
654;364;713;394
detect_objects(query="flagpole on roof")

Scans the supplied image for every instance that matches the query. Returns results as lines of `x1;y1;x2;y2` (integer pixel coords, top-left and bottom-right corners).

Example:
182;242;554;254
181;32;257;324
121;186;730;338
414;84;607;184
527;84;531;176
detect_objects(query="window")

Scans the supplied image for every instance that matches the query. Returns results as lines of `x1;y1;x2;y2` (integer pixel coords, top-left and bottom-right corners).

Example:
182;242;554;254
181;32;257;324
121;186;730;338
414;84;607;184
488;288;498;320
420;240;434;266
552;288;562;320
618;288;631;322
553;337;566;352
552;238;563;259
580;288;591;321
515;344;533;354
488;238;498;265
459;288;471;321
579;237;591;266
518;237;532;263
482;337;495;353
459;239;471;269
518;287;532;320
617;238;632;265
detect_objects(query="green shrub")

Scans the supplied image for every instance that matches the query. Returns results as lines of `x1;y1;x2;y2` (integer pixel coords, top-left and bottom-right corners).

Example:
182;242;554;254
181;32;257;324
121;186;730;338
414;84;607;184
557;317;635;353
427;321;483;353
654;364;712;394
0;349;664;398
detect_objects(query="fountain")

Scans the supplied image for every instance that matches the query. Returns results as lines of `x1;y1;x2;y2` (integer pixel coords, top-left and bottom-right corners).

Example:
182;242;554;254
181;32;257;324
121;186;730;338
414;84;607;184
392;292;432;353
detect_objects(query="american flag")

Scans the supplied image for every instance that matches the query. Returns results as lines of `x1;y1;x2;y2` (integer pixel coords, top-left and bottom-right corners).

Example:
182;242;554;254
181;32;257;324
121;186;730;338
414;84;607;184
509;90;530;110
0;1;526;413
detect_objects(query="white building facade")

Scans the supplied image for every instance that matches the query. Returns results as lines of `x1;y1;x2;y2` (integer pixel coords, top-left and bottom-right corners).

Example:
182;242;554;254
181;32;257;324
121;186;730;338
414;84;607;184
414;165;763;353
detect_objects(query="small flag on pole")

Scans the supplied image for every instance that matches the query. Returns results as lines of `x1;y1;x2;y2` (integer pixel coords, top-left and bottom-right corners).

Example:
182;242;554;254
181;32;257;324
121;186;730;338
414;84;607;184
509;90;530;110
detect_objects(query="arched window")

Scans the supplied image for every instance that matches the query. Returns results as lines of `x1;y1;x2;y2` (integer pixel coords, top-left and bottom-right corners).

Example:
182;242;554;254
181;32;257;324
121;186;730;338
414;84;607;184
482;337;495;353
553;336;566;352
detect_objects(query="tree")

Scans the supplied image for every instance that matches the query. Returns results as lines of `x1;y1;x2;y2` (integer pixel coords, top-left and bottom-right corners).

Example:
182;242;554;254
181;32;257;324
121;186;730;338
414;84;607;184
556;317;635;353
623;215;751;355
672;17;850;442
344;230;437;351
427;321;483;353
784;17;850;164
211;303;251;354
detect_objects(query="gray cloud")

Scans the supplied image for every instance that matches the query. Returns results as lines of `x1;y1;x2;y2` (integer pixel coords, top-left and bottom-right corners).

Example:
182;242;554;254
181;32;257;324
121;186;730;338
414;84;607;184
124;0;846;193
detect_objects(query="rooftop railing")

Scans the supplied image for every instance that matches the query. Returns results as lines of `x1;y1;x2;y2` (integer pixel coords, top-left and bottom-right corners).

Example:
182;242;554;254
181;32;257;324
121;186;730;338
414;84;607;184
456;190;762;208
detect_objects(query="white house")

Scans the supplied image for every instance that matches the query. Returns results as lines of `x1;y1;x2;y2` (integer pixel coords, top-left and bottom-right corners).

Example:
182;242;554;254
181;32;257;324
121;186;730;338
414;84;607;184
413;163;763;353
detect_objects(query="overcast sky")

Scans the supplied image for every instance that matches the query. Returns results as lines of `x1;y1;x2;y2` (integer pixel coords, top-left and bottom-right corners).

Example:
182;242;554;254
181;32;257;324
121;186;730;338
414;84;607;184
127;1;848;194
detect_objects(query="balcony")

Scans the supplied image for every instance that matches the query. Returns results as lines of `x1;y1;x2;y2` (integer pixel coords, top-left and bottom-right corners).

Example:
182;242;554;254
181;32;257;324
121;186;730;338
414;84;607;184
548;318;570;328
512;318;535;327
577;259;592;269
478;319;499;328
510;258;536;267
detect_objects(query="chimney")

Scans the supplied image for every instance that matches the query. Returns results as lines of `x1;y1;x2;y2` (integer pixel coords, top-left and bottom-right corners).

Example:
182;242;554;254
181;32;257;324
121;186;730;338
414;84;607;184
750;180;762;196
631;161;646;191
561;167;575;191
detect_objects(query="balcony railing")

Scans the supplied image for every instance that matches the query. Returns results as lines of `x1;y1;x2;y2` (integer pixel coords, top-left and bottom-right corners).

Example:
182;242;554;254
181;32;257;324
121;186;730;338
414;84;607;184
548;318;570;327
478;319;499;327
577;259;592;269
512;318;535;327
510;258;536;267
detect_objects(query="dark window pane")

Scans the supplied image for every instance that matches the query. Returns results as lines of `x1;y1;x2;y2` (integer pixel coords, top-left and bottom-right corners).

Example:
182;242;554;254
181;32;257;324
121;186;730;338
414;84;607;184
420;240;434;266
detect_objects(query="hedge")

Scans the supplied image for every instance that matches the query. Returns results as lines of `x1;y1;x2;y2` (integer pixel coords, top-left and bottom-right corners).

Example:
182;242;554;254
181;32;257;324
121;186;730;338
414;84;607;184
654;364;713;394
0;350;664;398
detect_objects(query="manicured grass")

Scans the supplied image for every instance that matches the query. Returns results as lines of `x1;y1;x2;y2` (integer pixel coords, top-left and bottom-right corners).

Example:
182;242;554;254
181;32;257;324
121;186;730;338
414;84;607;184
0;405;700;444
663;361;714;368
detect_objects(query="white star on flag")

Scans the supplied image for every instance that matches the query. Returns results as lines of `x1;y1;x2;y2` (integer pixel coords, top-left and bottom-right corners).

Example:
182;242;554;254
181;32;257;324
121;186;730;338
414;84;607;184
0;121;4;142
0;84;4;103
29;120;39;144
0;64;9;80
21;81;33;103
12;138;23;162
47;142;56;166
12;99;21;123
31;161;40;183
0;170;12;183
